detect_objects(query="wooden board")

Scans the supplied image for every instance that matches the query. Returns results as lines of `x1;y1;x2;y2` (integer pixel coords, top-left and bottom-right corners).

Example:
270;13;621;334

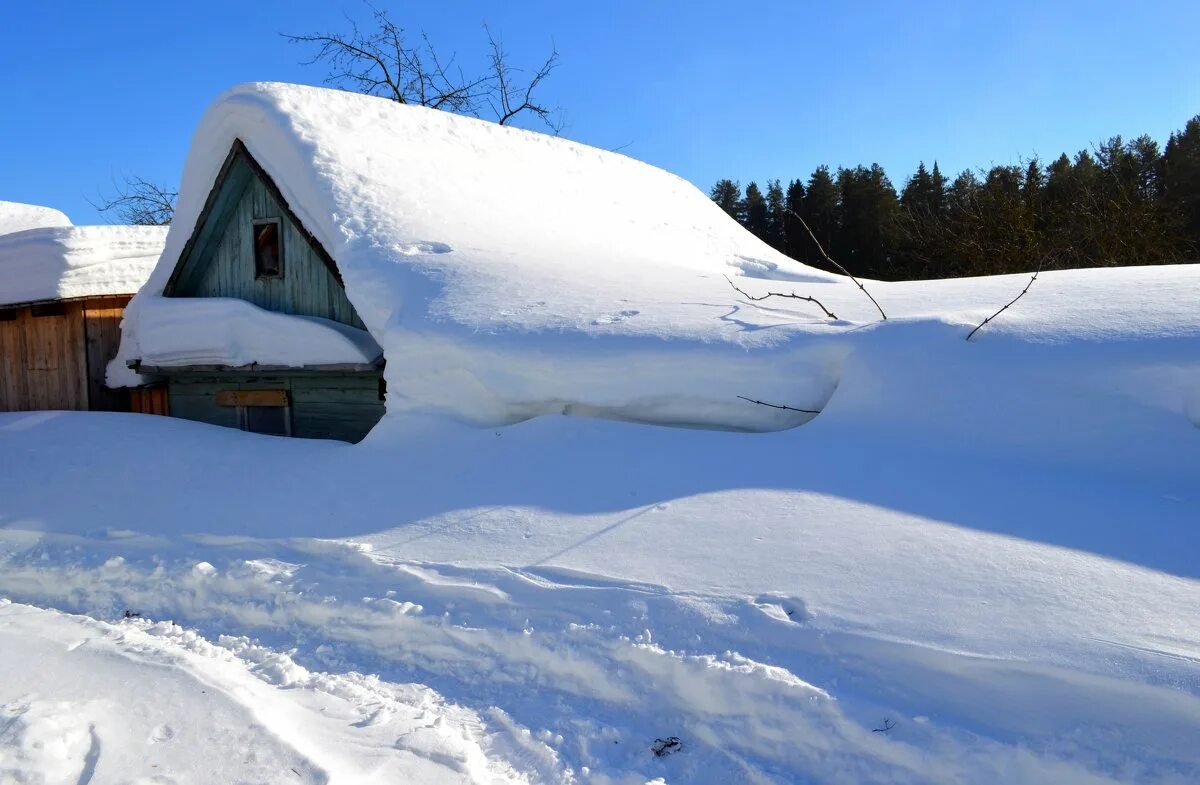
0;302;87;412
215;389;289;407
82;296;131;411
129;385;169;415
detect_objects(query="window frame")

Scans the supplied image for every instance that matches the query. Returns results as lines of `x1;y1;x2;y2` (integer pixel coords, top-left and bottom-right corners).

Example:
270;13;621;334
252;217;284;280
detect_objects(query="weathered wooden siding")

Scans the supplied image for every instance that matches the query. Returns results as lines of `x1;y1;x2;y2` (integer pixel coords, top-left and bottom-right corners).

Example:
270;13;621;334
0;302;88;412
82;296;131;412
130;385;170;415
167;372;384;443
172;170;365;329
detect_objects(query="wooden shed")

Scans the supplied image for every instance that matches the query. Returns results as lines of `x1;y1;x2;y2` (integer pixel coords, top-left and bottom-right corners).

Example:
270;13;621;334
125;140;385;442
0;221;167;414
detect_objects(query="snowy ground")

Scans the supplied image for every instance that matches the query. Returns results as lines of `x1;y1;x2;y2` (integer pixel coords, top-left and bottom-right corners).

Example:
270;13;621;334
4;83;1198;784
1;398;1197;784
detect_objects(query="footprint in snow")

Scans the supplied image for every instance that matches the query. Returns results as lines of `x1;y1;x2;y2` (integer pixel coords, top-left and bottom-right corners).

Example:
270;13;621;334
148;724;175;743
592;309;640;325
752;593;810;624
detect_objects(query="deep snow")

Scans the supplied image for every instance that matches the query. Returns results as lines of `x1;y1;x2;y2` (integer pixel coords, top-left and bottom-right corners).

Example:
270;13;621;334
0;223;166;307
0;200;71;237
1;385;1197;783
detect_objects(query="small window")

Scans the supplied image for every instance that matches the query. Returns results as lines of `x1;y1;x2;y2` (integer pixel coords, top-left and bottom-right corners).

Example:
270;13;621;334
215;389;291;436
31;302;66;317
253;219;283;279
0;308;16;322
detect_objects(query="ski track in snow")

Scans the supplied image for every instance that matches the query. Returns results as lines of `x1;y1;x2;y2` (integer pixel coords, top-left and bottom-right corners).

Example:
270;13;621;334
1;527;1198;785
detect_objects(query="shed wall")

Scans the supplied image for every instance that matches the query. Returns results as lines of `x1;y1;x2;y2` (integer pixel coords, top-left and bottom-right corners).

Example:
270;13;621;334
0;302;88;412
166;371;384;443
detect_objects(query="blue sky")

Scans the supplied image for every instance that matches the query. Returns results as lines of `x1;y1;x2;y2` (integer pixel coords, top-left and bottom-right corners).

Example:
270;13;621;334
2;0;1198;223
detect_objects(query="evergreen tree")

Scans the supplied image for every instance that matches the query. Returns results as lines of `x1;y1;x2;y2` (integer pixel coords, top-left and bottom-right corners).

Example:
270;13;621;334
1164;116;1200;252
764;179;787;251
709;179;743;220
742;181;770;240
800;166;839;266
837;164;900;278
783;179;806;257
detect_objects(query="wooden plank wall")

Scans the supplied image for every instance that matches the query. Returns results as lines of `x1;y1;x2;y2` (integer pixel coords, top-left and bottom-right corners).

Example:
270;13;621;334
130;386;169;415
0;302;88;411
82;295;131;411
181;175;366;329
168;372;384;442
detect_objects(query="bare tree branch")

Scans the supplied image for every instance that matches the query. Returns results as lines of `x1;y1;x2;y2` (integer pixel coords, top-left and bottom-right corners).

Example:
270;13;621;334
736;395;821;415
724;274;838;320
783;208;888;321
284;7;562;132
90;176;177;225
965;263;1042;341
485;26;562;132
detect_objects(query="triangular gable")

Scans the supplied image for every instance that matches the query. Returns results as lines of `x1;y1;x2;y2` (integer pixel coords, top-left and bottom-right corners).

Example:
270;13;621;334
163;140;365;329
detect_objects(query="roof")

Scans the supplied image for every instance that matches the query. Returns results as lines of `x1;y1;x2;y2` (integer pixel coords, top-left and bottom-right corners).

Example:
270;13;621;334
0;224;167;308
0;200;72;236
116;82;1200;431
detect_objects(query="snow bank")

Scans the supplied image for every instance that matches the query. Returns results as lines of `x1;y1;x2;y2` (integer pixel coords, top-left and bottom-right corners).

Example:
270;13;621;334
131;296;382;369
0;224;166;307
118;82;1200;433
0;600;557;784
0;199;71;236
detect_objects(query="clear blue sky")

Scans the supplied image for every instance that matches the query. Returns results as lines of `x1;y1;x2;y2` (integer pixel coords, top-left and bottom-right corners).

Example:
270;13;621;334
2;0;1198;224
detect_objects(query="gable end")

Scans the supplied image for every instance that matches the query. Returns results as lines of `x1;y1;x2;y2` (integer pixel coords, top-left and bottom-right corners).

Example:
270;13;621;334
162;140;364;328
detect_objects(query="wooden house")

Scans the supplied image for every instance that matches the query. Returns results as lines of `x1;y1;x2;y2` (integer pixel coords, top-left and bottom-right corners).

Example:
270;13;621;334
124;141;385;443
0;220;166;414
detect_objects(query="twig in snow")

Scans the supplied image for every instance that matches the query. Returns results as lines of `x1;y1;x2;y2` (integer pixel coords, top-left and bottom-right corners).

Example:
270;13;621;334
965;263;1042;341
736;396;821;415
784;208;887;321
873;718;896;734
724;275;838;320
651;736;683;757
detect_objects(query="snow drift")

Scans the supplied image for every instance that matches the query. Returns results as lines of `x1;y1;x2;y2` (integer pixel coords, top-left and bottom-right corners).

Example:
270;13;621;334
0;199;71;237
0;223;166;307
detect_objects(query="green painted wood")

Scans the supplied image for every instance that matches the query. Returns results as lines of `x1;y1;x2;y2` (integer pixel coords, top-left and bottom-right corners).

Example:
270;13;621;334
165;371;383;443
167;155;366;330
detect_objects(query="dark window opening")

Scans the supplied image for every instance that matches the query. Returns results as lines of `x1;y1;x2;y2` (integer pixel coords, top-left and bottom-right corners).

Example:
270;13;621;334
0;308;17;322
31;302;66;317
240;405;290;436
253;219;283;279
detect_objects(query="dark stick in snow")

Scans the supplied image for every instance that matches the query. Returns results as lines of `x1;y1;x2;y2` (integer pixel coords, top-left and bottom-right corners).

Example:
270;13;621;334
724;275;838;320
965;265;1041;341
736;396;821;415
784;208;888;321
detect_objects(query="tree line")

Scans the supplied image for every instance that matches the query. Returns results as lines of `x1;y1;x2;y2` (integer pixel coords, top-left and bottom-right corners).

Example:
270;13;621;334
711;115;1200;280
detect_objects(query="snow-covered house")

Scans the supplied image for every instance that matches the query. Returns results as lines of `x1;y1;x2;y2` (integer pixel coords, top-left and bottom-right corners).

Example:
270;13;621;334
116;82;850;442
0;203;166;412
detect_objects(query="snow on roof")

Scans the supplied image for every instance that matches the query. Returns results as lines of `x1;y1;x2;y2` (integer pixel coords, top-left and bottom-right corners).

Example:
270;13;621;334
0;224;167;308
0;200;72;235
118;82;1200;430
